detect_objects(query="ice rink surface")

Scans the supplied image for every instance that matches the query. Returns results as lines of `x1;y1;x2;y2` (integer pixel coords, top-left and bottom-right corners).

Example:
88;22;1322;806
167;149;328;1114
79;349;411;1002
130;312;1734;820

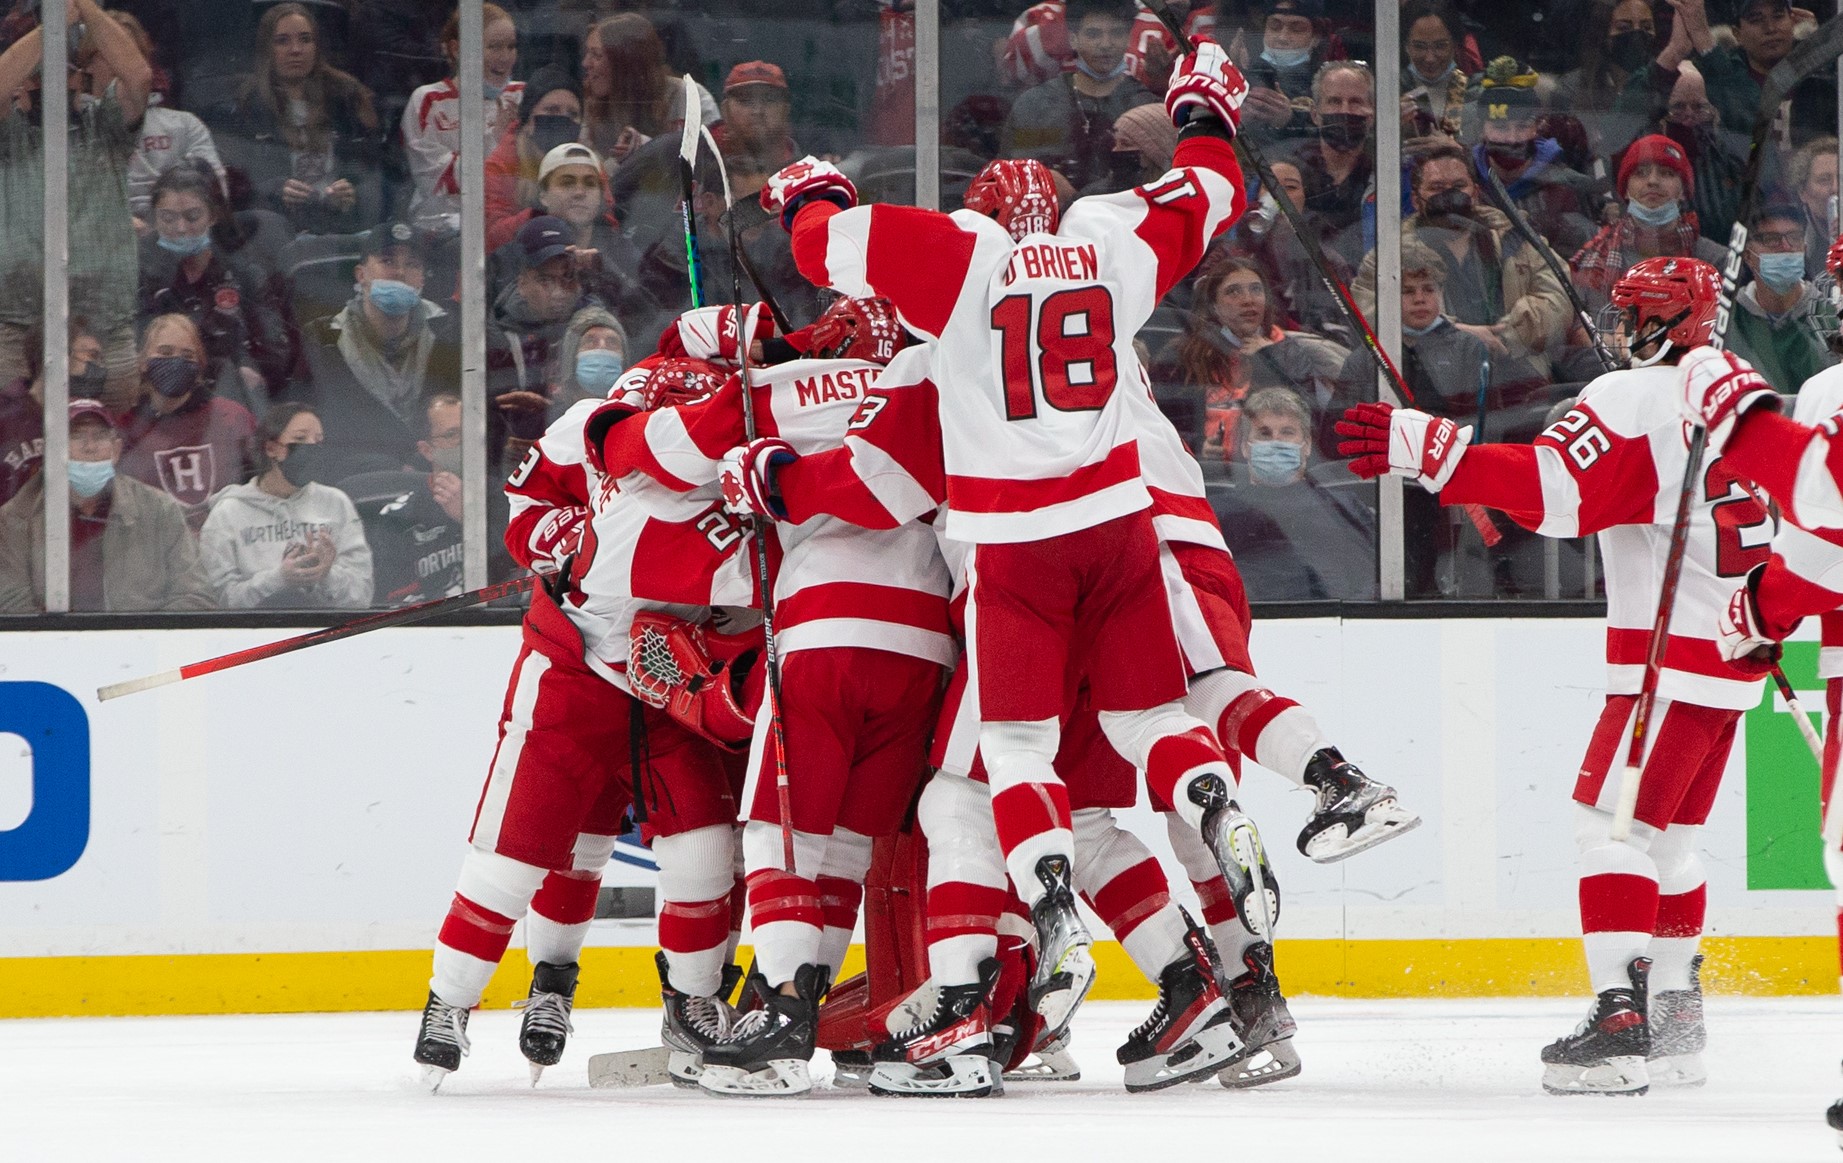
4;997;1837;1162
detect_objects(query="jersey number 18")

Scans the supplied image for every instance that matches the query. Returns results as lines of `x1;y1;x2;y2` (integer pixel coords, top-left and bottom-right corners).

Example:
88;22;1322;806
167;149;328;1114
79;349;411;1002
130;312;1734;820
992;287;1118;420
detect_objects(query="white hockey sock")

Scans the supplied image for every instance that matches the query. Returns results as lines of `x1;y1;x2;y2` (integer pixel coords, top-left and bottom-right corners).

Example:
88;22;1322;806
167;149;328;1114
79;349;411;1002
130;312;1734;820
655;825;740;997
432;848;549;1008
1165;814;1259;966
1575;805;1660;996
818;830;873;977
982;719;1074;906
1072;808;1187;980
1647;824;1706;993
1187;669;1329;787
919;773;1008;986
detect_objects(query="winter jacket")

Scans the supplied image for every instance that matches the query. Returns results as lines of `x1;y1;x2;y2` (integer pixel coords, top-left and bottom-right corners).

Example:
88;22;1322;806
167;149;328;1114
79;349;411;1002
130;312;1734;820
210;79;384;235
0;473;215;612
291;297;460;481
1471;140;1602;258
198;479;374;609
1211;464;1378;601
1334;317;1492;424
1726;282;1837;396
137;238;295;391
484;126;540;236
116;390;258;531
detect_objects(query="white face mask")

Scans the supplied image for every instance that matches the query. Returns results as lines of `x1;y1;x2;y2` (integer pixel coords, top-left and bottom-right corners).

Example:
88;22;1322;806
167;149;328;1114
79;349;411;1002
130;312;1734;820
1262;46;1313;70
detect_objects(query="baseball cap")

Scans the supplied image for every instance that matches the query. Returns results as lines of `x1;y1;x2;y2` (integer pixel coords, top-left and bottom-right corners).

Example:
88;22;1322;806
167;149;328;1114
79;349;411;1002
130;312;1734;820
539;142;604;185
362;220;432;260
1263;0;1324;18
724;60;788;94
518;215;573;267
68;399;115;431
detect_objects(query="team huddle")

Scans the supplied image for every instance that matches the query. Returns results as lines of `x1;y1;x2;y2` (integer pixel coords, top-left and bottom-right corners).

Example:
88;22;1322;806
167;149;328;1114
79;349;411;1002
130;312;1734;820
401;40;1838;1113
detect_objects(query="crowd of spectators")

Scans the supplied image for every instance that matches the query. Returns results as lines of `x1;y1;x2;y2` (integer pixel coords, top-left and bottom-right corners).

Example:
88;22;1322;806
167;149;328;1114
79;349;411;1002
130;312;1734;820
0;0;1839;612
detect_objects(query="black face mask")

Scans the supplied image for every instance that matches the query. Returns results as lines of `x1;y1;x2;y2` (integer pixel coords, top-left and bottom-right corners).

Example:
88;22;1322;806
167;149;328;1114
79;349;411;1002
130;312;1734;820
1422;187;1474;220
1605;29;1655;74
144;355;201;400
531;114;581;155
1318;113;1371;152
1484;138;1536;170
71;362;107;396
279;441;333;489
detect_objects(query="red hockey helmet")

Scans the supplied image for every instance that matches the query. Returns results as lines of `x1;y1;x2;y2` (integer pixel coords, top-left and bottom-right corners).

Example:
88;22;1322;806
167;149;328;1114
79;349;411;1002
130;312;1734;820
807;296;904;365
1608;256;1720;366
640;357;726;411
963;158;1061;241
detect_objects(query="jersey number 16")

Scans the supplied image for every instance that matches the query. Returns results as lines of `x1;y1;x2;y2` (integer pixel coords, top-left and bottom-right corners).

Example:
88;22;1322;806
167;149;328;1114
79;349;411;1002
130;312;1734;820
992;287;1118;420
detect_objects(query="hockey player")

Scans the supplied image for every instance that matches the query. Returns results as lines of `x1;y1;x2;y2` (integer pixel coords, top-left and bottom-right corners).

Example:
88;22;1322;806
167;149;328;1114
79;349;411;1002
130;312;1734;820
412;357;759;1090
1337;256;1774;1096
738;40;1255;1051
590;297;955;1096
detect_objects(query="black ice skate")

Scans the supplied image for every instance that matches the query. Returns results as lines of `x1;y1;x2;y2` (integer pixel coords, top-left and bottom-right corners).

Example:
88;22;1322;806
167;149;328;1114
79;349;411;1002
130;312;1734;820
1827;1095;1843;1149
1026;855;1096;1045
868;961;1003;1098
658;950;737;1088
1648;953;1706;1088
514;960;579;1084
1541;958;1651;1096
1002;1028;1081;1082
1298;748;1421;863
1117;916;1244;1093
412;991;472;1092
1218;941;1302;1088
1191;775;1280;939
699;964;829;1097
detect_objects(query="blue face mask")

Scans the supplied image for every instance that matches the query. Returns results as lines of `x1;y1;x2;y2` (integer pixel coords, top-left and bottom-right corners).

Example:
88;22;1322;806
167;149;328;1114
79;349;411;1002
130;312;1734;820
68;457;116;498
1247;439;1304;484
1625;198;1681;228
482;83;505;102
367;278;422;317
1756;250;1806;293
1262;45;1313;70
1075;55;1130;81
575;349;625;393
1403;316;1444;337
157;231;212;257
1409;62;1455;87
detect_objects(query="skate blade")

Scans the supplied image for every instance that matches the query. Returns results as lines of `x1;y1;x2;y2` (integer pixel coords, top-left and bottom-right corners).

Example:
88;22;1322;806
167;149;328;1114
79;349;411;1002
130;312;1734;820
831;1056;874;1089
1226;820;1277;939
698;1059;813;1097
417;1063;454;1093
1541;1057;1648;1096
1219;1037;1302;1088
586;1045;672;1088
1002;1046;1081;1082
1646;1052;1707;1088
1029;946;1096;1043
528;1062;545;1087
868;1054;1001;1098
1123;1020;1246;1093
1304;808;1422;864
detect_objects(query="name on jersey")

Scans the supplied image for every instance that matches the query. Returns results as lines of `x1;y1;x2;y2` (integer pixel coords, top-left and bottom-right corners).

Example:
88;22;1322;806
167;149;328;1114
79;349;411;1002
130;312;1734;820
794;367;877;407
1001;242;1099;286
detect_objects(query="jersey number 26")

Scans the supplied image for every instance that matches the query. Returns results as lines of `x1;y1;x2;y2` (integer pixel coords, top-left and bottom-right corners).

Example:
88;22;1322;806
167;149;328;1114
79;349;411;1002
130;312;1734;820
992;287;1118;420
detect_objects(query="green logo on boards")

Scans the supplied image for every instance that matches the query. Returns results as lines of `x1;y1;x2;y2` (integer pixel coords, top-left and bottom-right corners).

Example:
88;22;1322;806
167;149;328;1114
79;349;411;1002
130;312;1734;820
1745;642;1827;889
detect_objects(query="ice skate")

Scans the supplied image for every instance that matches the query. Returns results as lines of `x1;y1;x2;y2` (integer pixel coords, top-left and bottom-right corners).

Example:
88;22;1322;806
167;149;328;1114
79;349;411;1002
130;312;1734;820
699;964;828;1098
1002;1028;1081;1082
1218;941;1302;1088
1298;748;1421;863
1118;918;1244;1092
411;991;471;1092
1648;954;1706;1088
1827;1095;1843;1149
868;962;1003;1098
1026;855;1096;1044
1541;958;1650;1096
830;1049;874;1089
514;960;578;1084
1191;776;1280;939
657;950;737;1088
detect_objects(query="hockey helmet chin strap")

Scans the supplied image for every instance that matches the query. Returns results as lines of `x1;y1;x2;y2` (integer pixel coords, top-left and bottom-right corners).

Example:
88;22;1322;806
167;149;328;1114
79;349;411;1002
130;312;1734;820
1625;305;1691;369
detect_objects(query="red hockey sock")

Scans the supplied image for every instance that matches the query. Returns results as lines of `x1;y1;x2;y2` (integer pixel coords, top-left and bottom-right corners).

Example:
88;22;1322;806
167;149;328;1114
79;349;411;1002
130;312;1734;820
659;893;732;997
1085;856;1185;980
431;893;518;1008
1648;883;1707;992
1578;868;1660;995
925;881;1010;986
991;779;1074;900
1143;727;1232;822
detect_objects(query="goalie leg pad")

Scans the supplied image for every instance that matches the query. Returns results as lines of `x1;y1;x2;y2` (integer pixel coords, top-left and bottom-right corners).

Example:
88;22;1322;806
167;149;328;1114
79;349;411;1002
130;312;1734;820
628;611;759;750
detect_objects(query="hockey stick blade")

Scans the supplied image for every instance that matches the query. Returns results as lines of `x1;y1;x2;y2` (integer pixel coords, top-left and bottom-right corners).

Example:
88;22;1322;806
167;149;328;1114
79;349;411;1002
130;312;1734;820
587;1045;673;1088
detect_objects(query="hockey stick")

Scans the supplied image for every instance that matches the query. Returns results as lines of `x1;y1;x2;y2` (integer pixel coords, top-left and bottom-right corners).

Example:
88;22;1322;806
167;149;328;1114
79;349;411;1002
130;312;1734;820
1142;0;1498;546
700;124;795;335
1773;665;1825;763
96;573;541;701
586;1045;672;1088
677;75;706;309
1477;167;1619;375
1612;14;1843;841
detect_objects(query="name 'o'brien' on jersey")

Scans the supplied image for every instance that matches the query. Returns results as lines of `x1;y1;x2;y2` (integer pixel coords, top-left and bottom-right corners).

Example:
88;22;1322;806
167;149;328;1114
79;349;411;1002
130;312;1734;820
786;135;1245;545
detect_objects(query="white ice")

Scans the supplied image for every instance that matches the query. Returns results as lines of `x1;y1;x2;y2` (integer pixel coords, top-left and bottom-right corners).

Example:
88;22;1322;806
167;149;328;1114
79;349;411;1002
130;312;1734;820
3;998;1837;1162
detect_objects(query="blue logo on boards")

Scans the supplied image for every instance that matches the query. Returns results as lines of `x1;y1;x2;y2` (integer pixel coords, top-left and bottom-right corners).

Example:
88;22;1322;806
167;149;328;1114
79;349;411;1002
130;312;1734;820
0;682;90;881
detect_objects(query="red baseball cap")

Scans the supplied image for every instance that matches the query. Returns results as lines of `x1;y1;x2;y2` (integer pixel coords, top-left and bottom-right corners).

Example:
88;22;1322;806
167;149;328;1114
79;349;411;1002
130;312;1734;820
724;61;787;94
68;398;116;431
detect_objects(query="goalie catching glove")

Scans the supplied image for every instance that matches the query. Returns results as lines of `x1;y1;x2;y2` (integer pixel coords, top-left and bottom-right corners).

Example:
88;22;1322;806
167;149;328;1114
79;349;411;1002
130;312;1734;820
627;611;761;749
1677;345;1780;454
760;157;858;232
1335;402;1471;493
720;437;798;520
1164;39;1247;133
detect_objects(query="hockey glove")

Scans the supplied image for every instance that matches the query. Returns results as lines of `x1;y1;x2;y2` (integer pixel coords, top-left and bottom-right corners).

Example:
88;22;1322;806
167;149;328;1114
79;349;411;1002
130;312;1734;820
1679;345;1781;453
1716;562;1786;673
720;437;797;520
1335;402;1471;493
657;304;777;365
1164;39;1247;133
760;157;859;233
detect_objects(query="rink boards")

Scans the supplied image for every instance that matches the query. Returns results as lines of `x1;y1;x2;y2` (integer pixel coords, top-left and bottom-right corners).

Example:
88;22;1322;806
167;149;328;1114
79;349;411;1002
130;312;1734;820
0;617;1836;1017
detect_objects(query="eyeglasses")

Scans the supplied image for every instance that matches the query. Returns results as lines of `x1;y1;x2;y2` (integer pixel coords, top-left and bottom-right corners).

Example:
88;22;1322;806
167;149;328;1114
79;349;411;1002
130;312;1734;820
1750;229;1806;249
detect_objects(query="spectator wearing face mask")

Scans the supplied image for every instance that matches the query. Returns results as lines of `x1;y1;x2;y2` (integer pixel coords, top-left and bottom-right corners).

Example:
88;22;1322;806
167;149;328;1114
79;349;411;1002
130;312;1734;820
199;401;373;609
363;391;466;606
0;399;214;613
487;217;598;476
1001;0;1156;194
1399;2;1473;142
1570;134;1725;311
1295;60;1376;262
1550;0;1658;159
1210;386;1377;601
291;221;459;481
0;321;104;508
1467;57;1600;257
1725;198;1837;393
484;67;583;234
115;313;257;532
1238;0;1328;140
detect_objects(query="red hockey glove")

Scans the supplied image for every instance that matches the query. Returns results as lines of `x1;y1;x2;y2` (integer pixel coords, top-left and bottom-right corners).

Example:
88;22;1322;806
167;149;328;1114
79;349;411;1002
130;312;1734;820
1679;345;1780;453
1716;563;1785;673
1336;401;1471;493
760;157;859;232
1164;39;1247;133
719;437;797;519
